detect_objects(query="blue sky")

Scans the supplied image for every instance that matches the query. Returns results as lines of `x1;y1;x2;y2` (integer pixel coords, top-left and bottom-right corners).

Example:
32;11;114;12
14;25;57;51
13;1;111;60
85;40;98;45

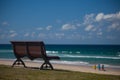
0;0;120;44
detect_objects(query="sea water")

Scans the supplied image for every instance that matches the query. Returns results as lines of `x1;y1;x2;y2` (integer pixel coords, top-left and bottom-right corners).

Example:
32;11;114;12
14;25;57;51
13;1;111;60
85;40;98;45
0;44;120;68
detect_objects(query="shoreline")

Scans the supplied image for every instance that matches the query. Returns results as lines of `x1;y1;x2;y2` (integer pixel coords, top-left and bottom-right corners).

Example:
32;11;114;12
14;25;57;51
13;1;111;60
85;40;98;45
0;59;120;75
0;58;120;68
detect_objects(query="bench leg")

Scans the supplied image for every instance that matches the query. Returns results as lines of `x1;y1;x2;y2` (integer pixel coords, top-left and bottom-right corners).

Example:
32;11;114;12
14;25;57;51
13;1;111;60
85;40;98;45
12;59;27;68
40;61;53;70
12;59;18;67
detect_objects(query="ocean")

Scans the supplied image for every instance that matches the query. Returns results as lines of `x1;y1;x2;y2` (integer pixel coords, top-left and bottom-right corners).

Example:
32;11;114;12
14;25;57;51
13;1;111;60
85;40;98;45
0;44;120;68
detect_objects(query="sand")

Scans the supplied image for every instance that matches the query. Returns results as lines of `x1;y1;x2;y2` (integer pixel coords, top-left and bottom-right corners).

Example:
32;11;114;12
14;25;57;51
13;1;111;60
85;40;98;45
0;59;120;75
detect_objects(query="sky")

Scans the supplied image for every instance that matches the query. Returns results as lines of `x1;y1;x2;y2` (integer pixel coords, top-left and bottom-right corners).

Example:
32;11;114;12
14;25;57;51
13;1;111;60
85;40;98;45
0;0;120;44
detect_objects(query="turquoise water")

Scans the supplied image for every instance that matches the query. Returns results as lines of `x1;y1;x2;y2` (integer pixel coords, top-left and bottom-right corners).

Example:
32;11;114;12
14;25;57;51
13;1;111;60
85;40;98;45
0;44;120;68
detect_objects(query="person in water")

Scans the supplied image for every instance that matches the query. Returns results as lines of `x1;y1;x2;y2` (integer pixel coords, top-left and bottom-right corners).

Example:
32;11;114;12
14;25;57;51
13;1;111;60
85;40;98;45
93;64;97;70
101;64;105;71
98;64;101;70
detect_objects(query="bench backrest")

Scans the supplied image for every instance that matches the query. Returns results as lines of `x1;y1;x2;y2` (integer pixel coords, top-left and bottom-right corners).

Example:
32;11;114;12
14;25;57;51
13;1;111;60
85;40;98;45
27;42;46;60
11;41;47;60
11;41;27;59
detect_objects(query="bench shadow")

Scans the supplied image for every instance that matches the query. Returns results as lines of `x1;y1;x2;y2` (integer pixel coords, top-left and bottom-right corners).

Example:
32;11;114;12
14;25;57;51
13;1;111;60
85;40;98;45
27;66;71;72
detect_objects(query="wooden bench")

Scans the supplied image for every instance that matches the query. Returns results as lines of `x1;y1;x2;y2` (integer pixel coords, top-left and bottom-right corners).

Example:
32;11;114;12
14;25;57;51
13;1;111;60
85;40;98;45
11;41;60;70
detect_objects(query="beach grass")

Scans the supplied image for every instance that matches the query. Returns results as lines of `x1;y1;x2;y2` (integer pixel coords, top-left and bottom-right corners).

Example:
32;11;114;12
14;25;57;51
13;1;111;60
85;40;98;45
0;65;120;80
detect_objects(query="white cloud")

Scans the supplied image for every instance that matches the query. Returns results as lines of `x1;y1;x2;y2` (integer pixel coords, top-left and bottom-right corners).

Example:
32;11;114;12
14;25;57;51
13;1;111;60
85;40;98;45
55;33;64;37
110;23;119;29
10;33;17;37
2;21;9;26
96;13;104;21
24;33;29;37
55;33;64;39
97;32;102;36
104;14;114;19
8;30;17;38
31;32;35;37
38;33;46;38
76;23;81;27
84;13;95;25
117;11;120;18
95;11;120;21
85;25;94;31
9;30;15;33
36;27;43;30
62;24;76;30
108;22;120;31
36;26;52;31
83;11;120;33
46;26;52;30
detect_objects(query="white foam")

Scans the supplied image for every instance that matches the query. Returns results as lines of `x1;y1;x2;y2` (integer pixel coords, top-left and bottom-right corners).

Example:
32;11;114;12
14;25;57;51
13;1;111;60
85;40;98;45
50;60;89;65
46;50;81;54
60;54;120;59
46;51;59;54
76;51;80;53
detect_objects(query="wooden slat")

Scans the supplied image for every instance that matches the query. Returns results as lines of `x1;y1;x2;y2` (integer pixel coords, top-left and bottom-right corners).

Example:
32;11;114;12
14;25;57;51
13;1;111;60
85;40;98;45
11;41;27;58
27;42;45;59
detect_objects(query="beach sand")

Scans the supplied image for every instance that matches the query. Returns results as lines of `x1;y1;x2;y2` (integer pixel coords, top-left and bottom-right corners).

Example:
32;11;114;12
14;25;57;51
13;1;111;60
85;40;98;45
0;59;120;75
